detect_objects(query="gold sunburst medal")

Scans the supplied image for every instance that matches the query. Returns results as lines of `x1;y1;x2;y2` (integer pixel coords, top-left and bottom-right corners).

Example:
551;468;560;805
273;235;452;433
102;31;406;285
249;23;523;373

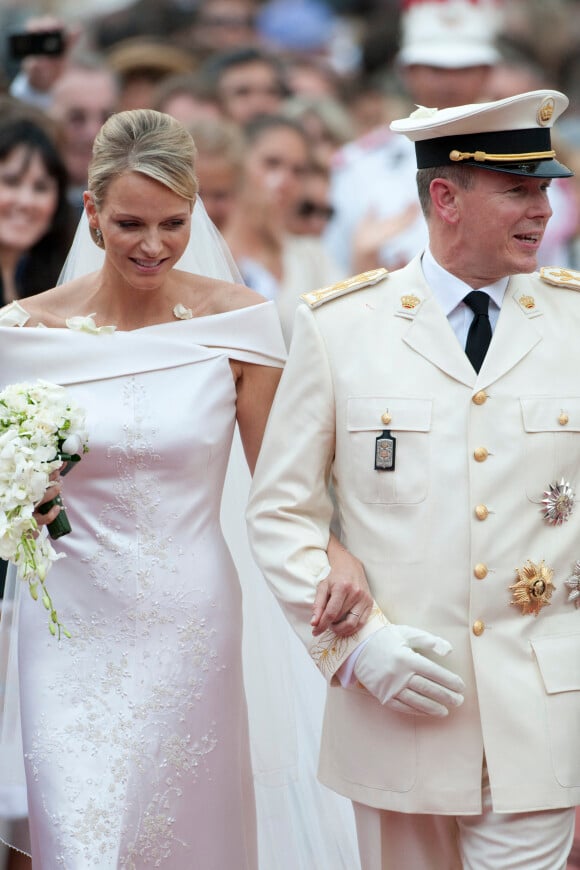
510;560;555;616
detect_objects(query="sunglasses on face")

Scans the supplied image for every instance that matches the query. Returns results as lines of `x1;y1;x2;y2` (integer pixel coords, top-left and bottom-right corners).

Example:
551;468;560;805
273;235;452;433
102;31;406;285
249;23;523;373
297;200;335;220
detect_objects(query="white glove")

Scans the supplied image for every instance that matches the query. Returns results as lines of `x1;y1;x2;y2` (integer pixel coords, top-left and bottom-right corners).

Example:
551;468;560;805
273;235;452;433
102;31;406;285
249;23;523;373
354;624;465;717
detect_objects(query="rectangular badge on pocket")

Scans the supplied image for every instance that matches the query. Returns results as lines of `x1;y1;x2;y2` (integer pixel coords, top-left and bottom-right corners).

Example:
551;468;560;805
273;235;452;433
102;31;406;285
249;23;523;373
375;430;396;471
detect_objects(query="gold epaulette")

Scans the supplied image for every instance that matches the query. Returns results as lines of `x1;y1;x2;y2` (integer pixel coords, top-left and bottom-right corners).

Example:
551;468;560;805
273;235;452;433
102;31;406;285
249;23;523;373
540;266;580;291
300;267;388;308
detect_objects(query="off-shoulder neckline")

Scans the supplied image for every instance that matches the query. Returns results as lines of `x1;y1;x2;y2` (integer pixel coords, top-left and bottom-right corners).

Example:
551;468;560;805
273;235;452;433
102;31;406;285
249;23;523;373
0;299;275;333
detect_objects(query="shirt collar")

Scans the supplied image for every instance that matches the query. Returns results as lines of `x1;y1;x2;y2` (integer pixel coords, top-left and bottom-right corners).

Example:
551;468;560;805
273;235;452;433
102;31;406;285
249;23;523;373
421;247;508;317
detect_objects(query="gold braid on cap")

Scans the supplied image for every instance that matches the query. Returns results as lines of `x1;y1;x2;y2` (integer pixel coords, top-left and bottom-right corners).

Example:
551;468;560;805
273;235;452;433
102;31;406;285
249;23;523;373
449;148;556;163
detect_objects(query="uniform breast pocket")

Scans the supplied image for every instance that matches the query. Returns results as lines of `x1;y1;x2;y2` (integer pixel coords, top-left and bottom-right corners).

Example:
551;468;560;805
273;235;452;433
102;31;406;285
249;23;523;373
520;397;580;503
346;397;432;505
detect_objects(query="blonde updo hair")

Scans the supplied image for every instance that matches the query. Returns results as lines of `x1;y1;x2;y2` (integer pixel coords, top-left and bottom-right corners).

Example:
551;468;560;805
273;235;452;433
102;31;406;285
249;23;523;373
88;109;199;210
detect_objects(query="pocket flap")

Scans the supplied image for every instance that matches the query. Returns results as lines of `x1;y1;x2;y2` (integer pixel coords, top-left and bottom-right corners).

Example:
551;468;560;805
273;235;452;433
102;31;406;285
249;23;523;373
347;397;432;432
530;634;580;693
521;397;580;432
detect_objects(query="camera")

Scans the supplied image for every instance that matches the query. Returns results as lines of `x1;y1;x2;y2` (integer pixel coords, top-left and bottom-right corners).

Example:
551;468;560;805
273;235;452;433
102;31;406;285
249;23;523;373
9;30;65;60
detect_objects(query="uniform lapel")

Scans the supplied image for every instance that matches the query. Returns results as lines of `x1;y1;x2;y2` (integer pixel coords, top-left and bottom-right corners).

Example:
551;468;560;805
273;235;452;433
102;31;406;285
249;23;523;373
400;291;477;388
476;276;543;390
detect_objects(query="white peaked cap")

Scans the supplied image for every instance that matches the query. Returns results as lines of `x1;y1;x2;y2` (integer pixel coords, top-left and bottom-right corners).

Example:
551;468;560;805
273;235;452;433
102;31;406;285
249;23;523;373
390;89;573;178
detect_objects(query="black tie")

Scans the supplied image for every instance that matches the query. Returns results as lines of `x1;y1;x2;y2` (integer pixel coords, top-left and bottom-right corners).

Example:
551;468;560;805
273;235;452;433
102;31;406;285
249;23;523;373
463;291;492;373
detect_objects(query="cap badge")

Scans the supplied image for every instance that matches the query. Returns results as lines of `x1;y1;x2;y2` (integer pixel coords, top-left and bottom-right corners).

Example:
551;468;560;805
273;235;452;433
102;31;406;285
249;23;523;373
537;97;555;127
510;559;555;616
401;294;421;309
565;560;580;608
541;478;575;525
518;294;535;310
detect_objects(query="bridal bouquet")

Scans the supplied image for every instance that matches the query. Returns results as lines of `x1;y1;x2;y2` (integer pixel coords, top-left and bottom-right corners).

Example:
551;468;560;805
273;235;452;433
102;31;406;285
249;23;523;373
0;380;88;639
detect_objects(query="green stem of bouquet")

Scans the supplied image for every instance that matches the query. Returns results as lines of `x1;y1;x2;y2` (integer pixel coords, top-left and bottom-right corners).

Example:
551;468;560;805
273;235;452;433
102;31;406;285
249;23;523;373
19;532;71;640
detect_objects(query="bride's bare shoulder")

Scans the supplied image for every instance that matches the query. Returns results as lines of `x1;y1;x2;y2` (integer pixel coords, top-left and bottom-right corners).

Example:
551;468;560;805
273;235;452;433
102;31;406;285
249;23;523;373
8;277;95;327
177;272;266;315
216;280;266;313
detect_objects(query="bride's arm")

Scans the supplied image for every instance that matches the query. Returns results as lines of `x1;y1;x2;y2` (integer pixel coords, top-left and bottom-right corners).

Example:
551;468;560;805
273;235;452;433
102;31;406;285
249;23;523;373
234;360;372;638
312;534;373;638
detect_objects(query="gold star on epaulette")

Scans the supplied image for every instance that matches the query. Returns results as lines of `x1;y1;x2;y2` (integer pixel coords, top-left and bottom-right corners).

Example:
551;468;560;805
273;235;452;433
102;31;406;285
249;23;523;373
540;267;580;291
301;268;388;308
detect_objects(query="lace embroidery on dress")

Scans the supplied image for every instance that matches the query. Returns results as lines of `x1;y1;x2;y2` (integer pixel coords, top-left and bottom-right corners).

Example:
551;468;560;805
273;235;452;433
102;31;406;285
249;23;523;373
24;376;220;866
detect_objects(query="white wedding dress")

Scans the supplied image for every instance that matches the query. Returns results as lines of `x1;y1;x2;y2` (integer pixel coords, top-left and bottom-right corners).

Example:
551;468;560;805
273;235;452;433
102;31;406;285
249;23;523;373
0;301;361;870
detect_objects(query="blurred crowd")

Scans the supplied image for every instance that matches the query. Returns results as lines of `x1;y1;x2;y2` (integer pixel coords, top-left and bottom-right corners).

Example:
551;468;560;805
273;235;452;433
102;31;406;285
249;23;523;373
1;0;580;348
2;1;580;868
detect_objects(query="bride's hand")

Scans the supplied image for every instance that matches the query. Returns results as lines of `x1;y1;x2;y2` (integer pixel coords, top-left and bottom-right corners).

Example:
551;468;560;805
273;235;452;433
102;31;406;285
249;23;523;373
311;537;373;638
33;470;63;527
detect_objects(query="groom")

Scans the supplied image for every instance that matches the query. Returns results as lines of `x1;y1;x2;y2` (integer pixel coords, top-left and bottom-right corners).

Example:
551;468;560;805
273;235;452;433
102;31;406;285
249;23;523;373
247;88;580;869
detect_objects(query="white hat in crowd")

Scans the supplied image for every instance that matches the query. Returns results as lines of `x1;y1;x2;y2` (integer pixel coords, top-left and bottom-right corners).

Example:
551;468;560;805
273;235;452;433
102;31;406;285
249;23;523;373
397;0;502;69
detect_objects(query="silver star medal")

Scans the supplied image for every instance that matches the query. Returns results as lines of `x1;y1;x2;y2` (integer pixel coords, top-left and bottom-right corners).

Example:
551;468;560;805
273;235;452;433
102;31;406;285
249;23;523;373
565;561;580;608
541;478;575;525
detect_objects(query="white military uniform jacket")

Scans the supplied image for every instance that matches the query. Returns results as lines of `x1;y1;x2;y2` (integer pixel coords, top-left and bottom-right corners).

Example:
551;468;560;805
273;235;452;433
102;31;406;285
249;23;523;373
247;254;580;815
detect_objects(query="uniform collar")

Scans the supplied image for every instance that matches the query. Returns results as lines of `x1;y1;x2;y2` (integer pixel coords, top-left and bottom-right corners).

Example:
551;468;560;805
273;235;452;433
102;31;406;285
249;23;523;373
421;246;508;317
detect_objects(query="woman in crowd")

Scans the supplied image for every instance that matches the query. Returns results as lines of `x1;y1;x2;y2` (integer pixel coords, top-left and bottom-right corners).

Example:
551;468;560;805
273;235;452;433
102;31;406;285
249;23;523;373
0;99;74;306
0;109;368;869
222;114;343;346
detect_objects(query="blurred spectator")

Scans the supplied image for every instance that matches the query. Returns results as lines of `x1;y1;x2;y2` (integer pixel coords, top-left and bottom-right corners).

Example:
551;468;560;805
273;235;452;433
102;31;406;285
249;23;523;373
256;0;336;55
199;46;290;125
8;15;81;111
47;54;119;211
154;73;223;127
341;76;409;138
483;43;552;102
286;160;336;237
395;0;500;110
190;0;261;61
87;0;195;52
357;3;401;80
0;100;74;306
188;116;245;231
105;37;196;111
324;0;502;274
222;114;343;345
283;55;343;99
283;94;353;168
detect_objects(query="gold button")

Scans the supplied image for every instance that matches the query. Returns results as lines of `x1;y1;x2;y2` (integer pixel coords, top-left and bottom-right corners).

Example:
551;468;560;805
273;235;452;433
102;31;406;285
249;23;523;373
472;620;485;636
474;563;488;580
475;504;489;521
472;390;488;405
381;412;392;425
473;447;488;462
559;412;569;426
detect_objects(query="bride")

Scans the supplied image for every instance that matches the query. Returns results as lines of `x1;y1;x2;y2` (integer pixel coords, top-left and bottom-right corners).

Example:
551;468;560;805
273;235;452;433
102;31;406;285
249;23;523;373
0;108;368;868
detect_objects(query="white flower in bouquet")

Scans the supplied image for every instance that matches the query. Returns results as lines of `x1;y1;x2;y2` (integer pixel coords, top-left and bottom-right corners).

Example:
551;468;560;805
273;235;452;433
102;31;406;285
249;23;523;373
0;380;89;639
